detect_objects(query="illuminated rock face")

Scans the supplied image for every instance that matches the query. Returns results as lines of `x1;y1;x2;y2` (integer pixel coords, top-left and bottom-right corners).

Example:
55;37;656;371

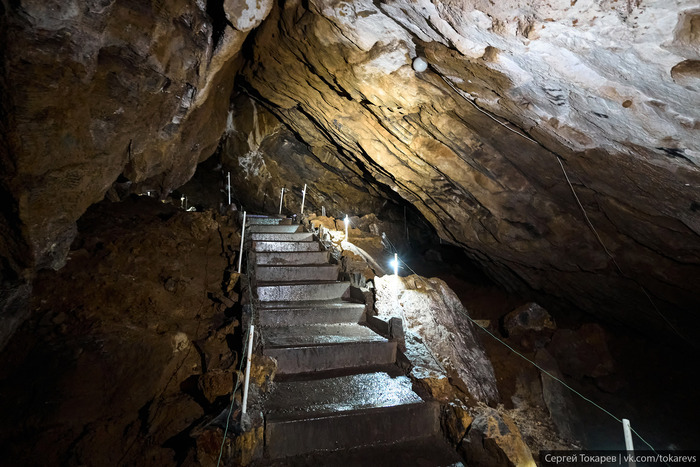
240;0;700;337
1;0;700;343
221;93;389;216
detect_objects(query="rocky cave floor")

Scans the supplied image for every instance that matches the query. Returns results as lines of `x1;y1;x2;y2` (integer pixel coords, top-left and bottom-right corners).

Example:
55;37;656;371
0;195;697;466
415;258;700;454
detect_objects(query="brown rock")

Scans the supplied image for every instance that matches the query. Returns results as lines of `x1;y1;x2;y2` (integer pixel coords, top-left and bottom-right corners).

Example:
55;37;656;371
198;369;234;403
225;272;241;295
232;426;264;466
503;302;556;350
1;0;272;282
249;354;277;392
535;349;584;443
443;402;474;444
548;323;615;379
195;428;227;467
461;407;536;467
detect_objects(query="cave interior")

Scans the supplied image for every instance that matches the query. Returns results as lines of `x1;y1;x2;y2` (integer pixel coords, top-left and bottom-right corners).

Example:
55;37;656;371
1;0;699;465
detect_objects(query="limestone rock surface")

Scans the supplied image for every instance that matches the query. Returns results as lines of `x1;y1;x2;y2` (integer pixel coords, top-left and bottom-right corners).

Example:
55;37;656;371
462;406;536;467
3;0;700;348
240;0;700;341
374;274;499;405
0;0;271;279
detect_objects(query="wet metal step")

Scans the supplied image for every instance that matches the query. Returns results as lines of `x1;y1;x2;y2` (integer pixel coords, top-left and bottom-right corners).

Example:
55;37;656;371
250;232;313;242
246;216;290;226
256;281;350;302
258;300;365;326
256;264;338;282
258;303;365;327
259;436;463;466
252;241;321;253
254;251;330;266
248;224;301;233
264;372;438;458
262;324;397;375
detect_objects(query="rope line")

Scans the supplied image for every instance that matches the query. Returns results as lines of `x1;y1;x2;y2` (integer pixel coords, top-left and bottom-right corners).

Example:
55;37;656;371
441;72;690;346
555;158;690;345
217;224;257;467
439;75;538;143
381;235;662;456
216;327;248;467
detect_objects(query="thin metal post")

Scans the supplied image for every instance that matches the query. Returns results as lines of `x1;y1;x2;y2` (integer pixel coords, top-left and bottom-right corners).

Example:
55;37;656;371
321;206;326;217
278;188;285;215
301;184;307;215
227;172;231;205
344;215;349;240
622;419;636;467
394;253;398;275
241;324;255;414
237;211;246;273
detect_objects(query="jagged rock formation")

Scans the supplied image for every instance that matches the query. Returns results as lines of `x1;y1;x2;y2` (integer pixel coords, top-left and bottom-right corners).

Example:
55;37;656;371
2;0;700;345
0;0;271;346
222;93;389;216
237;0;700;340
374;274;500;405
0;198;239;465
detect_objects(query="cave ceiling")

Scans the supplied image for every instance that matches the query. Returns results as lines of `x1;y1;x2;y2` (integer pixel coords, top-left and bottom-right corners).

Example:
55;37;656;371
1;0;699;347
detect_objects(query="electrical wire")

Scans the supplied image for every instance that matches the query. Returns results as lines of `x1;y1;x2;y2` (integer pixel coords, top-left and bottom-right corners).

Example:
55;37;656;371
216;227;257;467
441;71;690;346
555;157;690;346
381;235;664;456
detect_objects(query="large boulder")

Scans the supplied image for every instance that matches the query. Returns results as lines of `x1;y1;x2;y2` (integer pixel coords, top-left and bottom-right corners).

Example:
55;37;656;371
503;302;557;351
535;349;584;444
548;323;615;380
461;406;536;467
374;274;499;405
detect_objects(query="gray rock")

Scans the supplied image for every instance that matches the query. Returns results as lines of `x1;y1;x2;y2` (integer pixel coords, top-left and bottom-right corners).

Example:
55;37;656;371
375;274;499;405
535;349;585;444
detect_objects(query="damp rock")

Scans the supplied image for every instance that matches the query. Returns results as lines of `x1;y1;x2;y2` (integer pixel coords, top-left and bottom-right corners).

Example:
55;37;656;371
461;407;536;467
198;369;234;404
163;277;177;293
548;323;615;379
503;302;556;350
375;274;499;405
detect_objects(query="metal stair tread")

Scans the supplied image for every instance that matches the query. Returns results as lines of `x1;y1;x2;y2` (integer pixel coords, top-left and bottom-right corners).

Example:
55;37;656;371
253;435;463;466
256;280;347;286
262;323;388;348
258;299;365;310
265;371;424;419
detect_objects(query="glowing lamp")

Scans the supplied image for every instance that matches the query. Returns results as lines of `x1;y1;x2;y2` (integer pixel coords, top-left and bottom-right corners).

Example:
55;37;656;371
391;253;399;275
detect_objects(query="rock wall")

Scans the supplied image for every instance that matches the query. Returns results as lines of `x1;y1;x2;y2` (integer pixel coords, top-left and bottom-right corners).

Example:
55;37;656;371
240;0;700;339
0;198;239;465
0;0;273;271
221;92;389;216
375;274;500;405
2;0;699;346
0;0;271;346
